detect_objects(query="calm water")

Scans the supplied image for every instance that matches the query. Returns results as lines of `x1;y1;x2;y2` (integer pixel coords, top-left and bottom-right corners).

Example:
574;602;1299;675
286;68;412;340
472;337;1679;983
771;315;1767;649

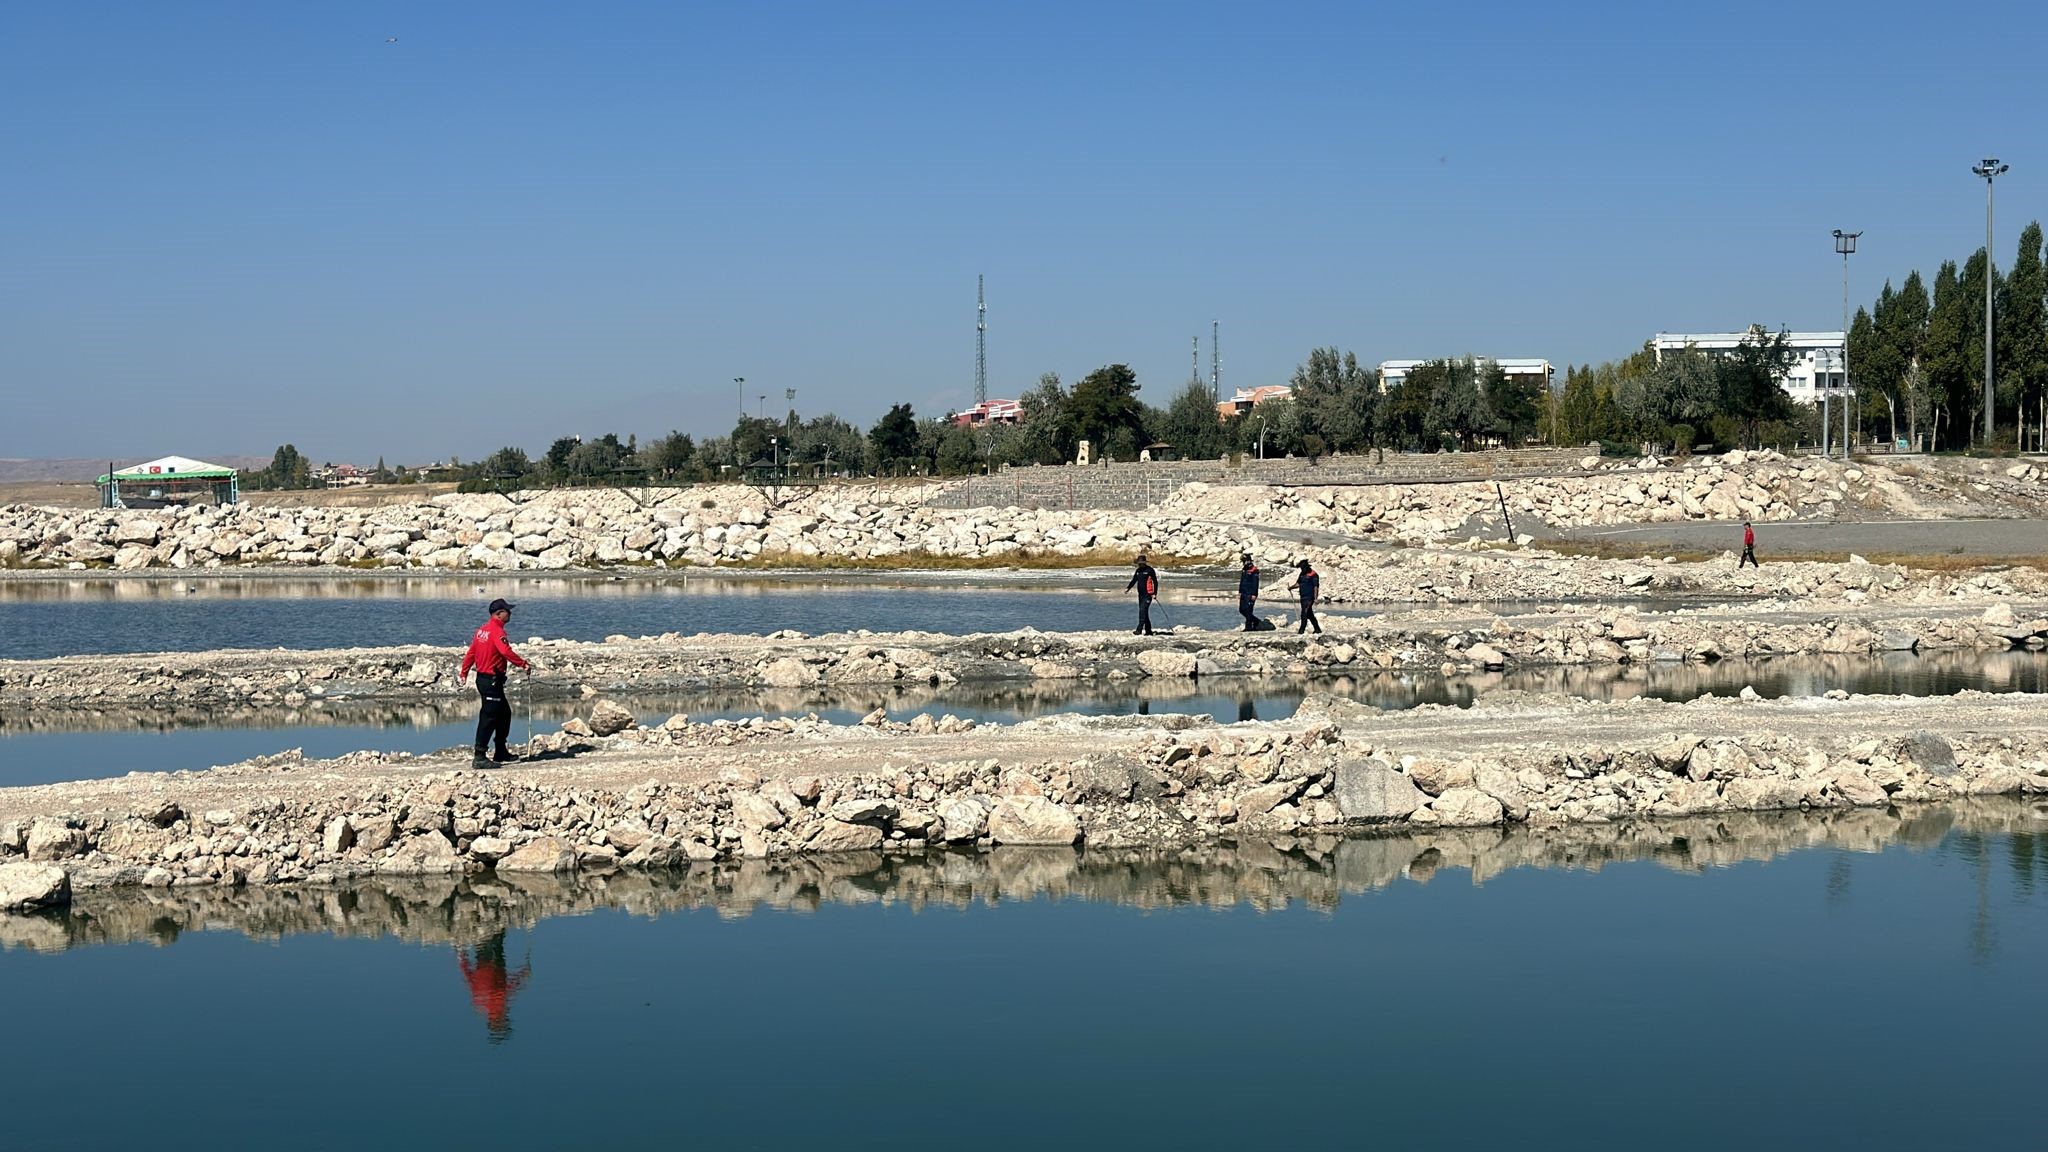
6;650;2048;787
3;802;2043;1150
0;575;1252;658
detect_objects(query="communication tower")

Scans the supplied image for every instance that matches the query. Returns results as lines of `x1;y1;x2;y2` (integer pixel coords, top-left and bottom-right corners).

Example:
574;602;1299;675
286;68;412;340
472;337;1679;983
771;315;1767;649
1211;319;1221;400
976;275;987;406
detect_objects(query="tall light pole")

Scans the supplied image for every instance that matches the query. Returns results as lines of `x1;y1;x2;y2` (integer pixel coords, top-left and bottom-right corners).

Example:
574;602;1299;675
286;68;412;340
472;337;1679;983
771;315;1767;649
1973;158;2008;444
785;387;796;434
1834;229;1859;460
757;393;766;420
733;377;745;471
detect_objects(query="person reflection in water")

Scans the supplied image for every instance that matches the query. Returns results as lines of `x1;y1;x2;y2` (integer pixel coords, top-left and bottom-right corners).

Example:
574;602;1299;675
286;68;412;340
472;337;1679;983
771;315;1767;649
457;930;530;1044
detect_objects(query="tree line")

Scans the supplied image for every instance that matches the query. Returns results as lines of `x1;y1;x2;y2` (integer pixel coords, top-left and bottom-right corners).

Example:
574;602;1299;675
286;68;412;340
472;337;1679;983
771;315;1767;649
1846;220;2048;451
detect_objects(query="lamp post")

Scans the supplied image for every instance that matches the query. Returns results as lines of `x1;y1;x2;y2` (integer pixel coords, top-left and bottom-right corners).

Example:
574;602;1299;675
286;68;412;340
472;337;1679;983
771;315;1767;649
785;387;796;435
733;377;745;471
1973;158;2008;445
1833;230;1859;460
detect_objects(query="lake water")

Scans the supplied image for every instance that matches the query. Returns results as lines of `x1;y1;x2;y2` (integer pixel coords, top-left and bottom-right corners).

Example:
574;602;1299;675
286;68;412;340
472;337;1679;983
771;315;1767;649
6;650;2048;787
3;801;2042;1150
0;574;1252;658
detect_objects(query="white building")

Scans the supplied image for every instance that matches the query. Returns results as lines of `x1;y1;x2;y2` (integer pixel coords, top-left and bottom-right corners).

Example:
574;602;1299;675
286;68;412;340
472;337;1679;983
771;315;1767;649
1650;331;1845;406
1378;358;1553;393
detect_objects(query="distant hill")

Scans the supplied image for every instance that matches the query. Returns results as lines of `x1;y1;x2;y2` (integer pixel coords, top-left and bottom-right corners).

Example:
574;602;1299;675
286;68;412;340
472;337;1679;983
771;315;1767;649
0;456;269;484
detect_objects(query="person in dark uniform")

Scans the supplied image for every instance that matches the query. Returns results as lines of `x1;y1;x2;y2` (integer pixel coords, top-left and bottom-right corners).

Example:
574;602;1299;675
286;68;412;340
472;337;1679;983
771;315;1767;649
1287;558;1322;634
1237;553;1261;630
459;598;529;769
1125;554;1159;635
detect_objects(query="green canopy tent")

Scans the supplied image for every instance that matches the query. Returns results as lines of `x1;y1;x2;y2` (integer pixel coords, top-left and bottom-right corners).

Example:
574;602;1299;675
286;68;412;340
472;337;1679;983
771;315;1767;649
97;456;239;508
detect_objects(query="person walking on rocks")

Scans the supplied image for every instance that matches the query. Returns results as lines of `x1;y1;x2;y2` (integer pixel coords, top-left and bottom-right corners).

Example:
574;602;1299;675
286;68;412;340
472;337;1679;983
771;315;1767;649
1287;558;1322;634
1739;518;1759;568
1126;554;1159;635
1237;552;1262;630
459;598;529;768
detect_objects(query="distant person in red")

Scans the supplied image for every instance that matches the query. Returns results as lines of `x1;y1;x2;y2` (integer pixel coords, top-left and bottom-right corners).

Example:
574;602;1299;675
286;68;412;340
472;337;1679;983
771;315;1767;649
1739;518;1759;568
459;598;529;769
457;929;530;1045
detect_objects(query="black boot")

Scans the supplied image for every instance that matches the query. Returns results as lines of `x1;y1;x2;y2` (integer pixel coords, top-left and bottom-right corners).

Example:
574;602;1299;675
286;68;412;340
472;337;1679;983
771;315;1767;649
471;749;492;770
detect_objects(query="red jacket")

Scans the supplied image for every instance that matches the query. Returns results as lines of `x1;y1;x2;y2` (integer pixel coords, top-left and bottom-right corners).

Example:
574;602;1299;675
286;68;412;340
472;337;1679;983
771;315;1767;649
1743;524;1755;547
461;617;528;678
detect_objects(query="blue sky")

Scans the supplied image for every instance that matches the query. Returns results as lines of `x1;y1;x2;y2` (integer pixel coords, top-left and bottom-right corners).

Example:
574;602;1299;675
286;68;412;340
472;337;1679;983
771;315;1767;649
3;0;2044;463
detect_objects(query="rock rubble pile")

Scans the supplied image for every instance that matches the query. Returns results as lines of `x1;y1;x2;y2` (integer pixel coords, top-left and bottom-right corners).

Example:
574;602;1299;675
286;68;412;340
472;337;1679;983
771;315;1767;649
6;693;2047;892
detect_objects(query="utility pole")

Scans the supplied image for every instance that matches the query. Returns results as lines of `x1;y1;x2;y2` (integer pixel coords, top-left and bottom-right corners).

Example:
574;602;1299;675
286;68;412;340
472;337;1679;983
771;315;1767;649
1190;336;1201;387
1834;230;1859;460
1973;158;2009;444
975;274;987;407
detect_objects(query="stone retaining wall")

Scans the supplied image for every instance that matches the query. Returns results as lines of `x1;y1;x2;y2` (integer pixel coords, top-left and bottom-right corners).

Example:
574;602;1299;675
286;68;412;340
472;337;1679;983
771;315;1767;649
924;448;1588;510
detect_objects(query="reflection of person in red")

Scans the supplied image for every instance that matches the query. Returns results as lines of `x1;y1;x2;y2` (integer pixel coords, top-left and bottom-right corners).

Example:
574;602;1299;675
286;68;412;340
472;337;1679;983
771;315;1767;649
457;930;530;1044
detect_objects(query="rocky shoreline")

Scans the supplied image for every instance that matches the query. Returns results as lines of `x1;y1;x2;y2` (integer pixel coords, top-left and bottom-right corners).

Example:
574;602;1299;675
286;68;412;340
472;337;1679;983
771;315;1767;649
7;797;2026;952
5;601;2044;710
5;689;2047;908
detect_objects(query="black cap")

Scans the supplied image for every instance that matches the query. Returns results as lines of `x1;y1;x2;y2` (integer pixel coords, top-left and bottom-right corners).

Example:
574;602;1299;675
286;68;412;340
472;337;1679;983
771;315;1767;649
487;598;515;614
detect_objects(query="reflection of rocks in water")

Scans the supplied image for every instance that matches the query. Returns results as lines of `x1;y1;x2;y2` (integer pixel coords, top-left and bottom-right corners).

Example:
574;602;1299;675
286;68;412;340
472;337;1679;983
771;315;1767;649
11;799;2041;955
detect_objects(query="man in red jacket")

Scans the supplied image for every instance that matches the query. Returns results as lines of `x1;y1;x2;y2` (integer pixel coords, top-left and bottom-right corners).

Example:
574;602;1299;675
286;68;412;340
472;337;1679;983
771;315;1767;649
459;598;529;768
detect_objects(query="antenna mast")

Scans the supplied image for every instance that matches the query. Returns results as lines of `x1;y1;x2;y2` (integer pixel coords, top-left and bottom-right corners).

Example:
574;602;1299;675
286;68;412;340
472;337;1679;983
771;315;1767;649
1191;336;1201;385
975;274;987;406
1210;319;1220;401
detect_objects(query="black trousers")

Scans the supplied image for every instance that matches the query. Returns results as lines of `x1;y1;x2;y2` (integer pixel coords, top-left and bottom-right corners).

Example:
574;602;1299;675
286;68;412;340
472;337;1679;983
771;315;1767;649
1137;595;1154;634
475;671;510;755
1739;545;1758;568
1240;596;1258;629
1298;599;1320;633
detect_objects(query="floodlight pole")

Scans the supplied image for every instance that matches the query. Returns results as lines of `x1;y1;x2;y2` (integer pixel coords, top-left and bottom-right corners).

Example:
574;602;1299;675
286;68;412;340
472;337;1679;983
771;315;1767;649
1973;158;2008;445
1834;229;1859;460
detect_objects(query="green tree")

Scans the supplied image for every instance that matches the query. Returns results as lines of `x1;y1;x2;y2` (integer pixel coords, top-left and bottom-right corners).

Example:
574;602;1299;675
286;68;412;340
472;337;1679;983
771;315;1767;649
1421;358;1494;450
640;431;697;481
1484;359;1543;446
1999;221;2048;450
1066;364;1146;460
1924;260;1970;448
1712;327;1797;448
1161;379;1227;461
1288;347;1384;454
868;403;920;472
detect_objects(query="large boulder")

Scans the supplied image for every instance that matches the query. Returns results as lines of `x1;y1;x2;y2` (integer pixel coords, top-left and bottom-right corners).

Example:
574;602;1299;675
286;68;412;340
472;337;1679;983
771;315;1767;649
938;797;990;843
986;797;1081;846
587;699;637;737
1893;731;1958;778
24;819;86;862
761;657;819;688
0;862;70;913
1333;759;1424;822
1428;787;1507;827
377;831;464;875
495;836;577;873
1136;649;1198;678
808;820;885;853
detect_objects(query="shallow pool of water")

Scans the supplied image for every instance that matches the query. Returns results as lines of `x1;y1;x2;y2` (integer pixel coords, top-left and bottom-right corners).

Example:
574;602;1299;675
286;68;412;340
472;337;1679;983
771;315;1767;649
6;650;2047;787
0;574;1253;658
3;802;2042;1150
